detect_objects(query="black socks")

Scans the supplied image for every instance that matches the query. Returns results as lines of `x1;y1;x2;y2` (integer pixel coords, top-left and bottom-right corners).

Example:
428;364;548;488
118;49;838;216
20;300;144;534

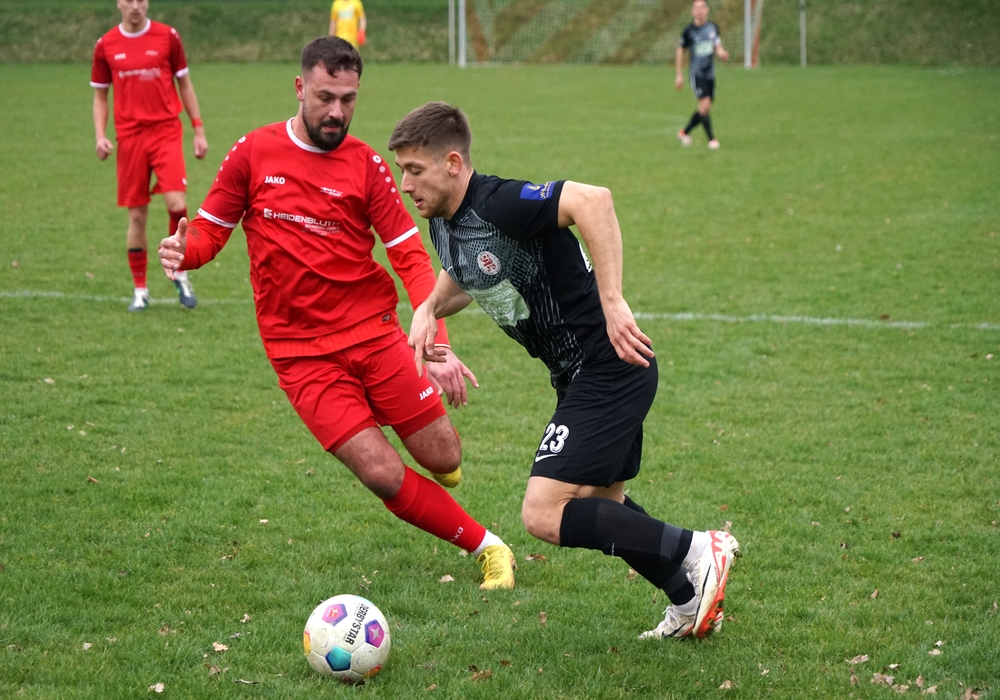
560;497;696;604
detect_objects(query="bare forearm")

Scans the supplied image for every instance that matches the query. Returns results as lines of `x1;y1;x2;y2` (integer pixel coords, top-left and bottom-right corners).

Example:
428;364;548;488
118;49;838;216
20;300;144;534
428;270;473;318
675;47;685;76
558;182;624;303
93;92;109;140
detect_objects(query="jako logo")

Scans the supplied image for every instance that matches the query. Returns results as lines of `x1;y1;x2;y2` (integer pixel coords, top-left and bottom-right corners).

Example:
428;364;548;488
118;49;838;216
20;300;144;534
114;53;126;60
418;387;434;400
264;175;285;185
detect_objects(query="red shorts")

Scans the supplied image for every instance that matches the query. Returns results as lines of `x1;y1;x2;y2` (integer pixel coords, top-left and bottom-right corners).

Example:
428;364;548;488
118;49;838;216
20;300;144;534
269;328;447;453
115;119;186;207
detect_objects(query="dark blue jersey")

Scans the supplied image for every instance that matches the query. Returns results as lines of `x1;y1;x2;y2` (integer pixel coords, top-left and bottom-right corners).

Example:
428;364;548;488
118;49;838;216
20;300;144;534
679;21;721;80
428;173;612;390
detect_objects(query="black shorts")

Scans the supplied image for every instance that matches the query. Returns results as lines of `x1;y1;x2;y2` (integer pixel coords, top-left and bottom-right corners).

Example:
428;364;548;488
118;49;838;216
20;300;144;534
530;353;658;488
691;75;716;100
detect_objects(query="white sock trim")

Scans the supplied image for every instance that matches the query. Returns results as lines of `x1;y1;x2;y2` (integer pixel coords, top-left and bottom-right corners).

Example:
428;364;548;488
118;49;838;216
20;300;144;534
471;530;503;558
682;530;711;572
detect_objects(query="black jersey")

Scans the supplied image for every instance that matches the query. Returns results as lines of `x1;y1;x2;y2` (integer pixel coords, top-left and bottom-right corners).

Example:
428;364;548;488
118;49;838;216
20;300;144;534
428;173;612;390
679;21;721;80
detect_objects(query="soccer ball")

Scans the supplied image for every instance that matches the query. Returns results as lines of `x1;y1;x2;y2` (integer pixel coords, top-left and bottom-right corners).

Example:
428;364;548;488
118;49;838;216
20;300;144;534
303;594;391;684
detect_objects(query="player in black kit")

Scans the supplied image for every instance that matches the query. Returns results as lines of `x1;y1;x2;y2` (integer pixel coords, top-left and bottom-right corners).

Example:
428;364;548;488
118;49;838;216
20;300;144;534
676;0;729;149
388;101;742;639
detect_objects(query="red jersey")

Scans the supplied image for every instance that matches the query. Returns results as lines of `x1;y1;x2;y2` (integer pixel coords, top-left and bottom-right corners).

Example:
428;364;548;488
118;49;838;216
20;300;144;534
181;119;447;358
90;19;187;138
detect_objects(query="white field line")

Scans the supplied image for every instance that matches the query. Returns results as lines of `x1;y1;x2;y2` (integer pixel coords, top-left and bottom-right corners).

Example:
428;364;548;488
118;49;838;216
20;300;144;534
0;290;250;305
3;289;999;331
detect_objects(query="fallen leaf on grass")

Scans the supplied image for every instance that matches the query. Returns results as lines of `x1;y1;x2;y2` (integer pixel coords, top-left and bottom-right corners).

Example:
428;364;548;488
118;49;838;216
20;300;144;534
259;519;268;526
425;684;437;691
438;575;455;583
912;557;925;563
82;642;92;650
719;680;735;689
871;590;879;600
147;683;164;693
240;614;251;624
850;670;859;685
44;378;55;384
933;640;944;647
923;685;937;694
718;504;729;512
212;642;228;652
87;476;100;484
927;648;941;656
525;554;546;562
888;663;900;670
872;673;895;686
538;612;547;628
960;689;980;700
848;654;870;664
207;664;222;676
233;679;259;685
892;530;901;538
892;684;909;693
157;624;171;636
471;669;493;681
722;520;733;532
626;568;638;580
499;660;512;667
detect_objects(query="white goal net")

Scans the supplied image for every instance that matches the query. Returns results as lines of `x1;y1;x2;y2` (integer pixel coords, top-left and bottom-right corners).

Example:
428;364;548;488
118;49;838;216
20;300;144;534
455;0;745;65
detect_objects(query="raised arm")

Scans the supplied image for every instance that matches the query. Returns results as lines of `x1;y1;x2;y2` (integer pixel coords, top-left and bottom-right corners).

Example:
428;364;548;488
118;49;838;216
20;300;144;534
557;181;653;367
176;73;208;159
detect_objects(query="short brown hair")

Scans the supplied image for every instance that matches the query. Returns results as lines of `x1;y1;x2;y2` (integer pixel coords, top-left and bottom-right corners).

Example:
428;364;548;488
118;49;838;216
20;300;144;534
301;36;363;79
387;102;472;162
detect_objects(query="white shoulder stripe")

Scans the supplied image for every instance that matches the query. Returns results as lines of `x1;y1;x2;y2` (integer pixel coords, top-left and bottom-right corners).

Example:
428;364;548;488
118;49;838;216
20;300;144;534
175;67;190;79
197;208;239;229
383;226;420;248
90;81;111;89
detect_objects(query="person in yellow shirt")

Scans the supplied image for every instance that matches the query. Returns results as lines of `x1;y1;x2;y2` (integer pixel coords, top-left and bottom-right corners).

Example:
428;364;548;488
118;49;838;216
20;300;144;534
330;0;366;48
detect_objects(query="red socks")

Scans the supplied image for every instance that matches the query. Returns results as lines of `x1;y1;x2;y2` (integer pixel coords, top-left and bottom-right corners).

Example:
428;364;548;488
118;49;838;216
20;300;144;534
127;248;146;289
382;466;486;552
168;207;187;239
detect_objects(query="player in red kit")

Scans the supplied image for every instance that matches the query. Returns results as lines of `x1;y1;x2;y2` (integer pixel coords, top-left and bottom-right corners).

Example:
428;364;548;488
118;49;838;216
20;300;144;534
91;0;208;312
157;37;516;589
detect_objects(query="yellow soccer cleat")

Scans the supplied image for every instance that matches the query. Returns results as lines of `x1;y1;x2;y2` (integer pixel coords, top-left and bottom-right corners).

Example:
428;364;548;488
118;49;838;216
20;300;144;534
432;466;462;488
477;544;517;590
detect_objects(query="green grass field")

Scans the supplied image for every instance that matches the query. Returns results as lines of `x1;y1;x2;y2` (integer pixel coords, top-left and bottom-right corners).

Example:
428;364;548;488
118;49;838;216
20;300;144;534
2;62;999;698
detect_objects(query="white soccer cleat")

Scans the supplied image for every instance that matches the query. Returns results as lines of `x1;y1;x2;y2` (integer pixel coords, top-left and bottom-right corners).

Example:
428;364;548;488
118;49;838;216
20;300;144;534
173;276;197;309
639;602;696;639
127;288;150;312
708;139;721;150
676;130;693;147
690;530;741;638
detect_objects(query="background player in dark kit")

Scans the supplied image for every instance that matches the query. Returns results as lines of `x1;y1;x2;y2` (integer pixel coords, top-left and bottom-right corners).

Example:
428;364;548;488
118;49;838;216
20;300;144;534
675;0;729;149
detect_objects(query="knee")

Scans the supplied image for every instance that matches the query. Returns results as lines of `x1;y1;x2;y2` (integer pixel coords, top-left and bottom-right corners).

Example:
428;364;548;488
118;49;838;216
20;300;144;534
430;441;462;473
416;433;462;474
128;208;148;227
351;460;405;500
521;499;559;544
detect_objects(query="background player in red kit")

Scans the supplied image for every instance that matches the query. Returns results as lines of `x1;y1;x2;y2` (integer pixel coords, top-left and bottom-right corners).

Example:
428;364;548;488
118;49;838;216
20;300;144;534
92;0;208;312
157;37;516;589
